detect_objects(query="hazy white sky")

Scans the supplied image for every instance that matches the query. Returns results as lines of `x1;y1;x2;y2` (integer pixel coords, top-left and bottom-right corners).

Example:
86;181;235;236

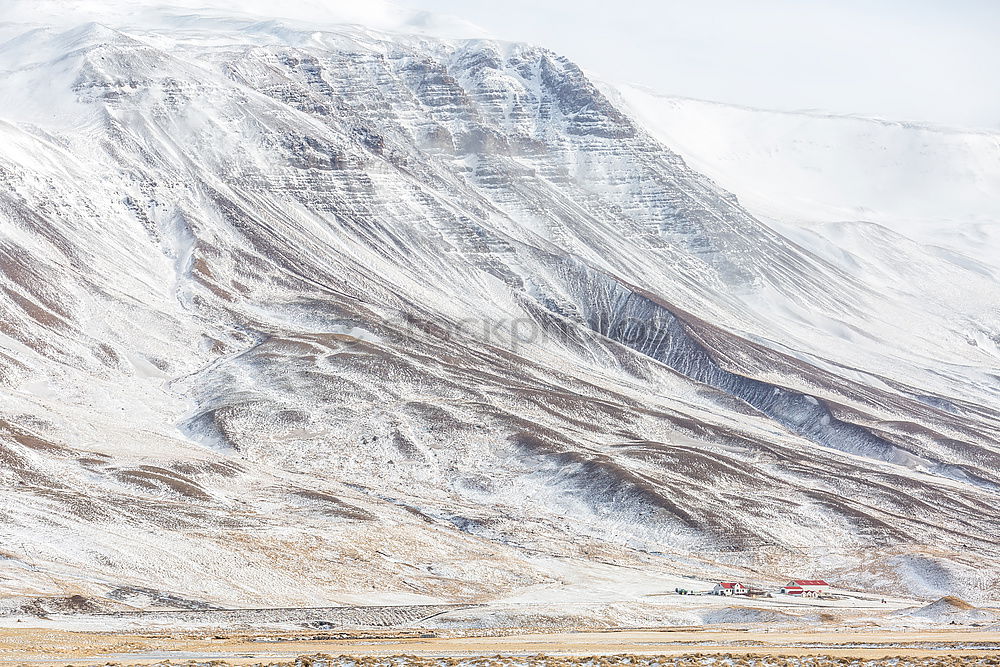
391;0;1000;130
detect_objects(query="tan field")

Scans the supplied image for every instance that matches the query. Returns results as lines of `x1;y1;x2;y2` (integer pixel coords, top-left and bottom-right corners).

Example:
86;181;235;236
2;627;999;666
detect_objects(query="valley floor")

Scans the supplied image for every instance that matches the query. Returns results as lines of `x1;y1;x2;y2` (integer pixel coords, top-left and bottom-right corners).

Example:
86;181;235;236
2;627;1000;666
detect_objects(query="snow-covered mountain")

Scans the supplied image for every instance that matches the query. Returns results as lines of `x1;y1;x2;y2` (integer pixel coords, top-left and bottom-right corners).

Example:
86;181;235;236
0;3;998;612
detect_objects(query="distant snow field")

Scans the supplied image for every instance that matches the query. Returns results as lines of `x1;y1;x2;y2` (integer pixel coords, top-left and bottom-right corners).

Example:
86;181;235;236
610;84;1000;262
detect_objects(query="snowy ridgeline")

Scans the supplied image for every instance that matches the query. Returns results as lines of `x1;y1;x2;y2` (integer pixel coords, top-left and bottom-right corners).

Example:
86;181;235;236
0;2;998;613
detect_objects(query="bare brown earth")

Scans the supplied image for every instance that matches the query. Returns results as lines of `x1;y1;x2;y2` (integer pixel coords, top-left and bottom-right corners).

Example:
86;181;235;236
2;628;999;666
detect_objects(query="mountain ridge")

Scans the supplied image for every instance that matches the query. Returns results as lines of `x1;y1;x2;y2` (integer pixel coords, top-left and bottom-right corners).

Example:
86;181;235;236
0;9;998;613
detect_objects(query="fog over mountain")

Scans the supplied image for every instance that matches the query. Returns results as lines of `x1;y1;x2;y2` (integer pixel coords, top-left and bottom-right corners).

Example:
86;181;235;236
0;1;998;615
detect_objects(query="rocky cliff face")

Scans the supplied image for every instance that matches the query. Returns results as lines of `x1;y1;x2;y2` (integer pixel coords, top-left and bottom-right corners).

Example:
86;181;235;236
0;12;998;608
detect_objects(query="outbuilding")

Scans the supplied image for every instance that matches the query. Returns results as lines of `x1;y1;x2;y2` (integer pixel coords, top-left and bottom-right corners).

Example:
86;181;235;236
782;579;829;598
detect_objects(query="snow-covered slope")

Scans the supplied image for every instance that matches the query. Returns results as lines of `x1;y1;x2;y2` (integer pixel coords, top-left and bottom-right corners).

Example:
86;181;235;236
610;85;1000;429
610;85;1000;270
0;4;998;612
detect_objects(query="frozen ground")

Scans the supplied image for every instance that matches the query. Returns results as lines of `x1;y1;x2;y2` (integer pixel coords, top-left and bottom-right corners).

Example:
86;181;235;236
3;589;992;635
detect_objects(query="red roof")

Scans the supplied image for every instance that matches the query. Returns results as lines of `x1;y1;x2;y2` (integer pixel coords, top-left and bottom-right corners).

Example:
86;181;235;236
790;579;829;587
718;582;738;589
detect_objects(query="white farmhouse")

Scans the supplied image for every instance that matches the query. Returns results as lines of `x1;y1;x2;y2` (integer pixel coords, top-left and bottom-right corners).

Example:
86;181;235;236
712;582;748;596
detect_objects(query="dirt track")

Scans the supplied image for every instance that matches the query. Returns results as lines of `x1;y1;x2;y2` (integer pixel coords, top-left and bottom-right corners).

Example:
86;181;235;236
2;628;999;665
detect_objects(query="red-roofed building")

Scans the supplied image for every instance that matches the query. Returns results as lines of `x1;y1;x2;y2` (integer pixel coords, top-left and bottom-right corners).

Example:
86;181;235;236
782;579;829;597
712;582;748;596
